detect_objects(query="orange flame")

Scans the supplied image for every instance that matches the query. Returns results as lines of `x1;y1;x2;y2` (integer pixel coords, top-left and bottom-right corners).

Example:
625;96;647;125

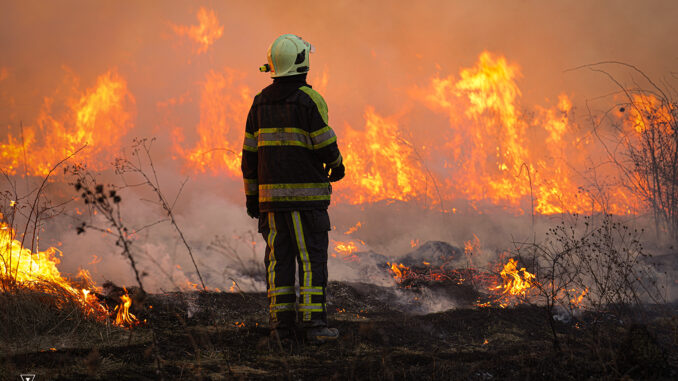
1;216;105;319
332;239;363;262
0;69;135;176
344;221;362;235
492;258;535;298
387;262;410;283
1;214;138;327
338;107;432;204
114;288;138;327
172;7;224;54
0;51;654;216
172;69;251;176
570;287;588;308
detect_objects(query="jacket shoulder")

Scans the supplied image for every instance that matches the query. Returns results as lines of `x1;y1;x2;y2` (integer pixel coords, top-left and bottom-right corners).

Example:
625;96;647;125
297;86;328;124
251;91;264;106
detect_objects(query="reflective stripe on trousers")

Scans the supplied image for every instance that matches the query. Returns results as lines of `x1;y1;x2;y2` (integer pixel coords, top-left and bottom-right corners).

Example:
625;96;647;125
261;211;329;328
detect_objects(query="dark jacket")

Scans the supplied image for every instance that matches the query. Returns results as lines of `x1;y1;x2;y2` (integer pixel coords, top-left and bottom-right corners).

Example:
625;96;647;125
241;74;343;212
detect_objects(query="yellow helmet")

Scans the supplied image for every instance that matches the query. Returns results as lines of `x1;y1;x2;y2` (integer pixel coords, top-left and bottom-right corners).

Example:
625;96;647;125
259;34;314;78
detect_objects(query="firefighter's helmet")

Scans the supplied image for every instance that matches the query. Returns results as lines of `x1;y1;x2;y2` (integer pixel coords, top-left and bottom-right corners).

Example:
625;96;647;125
259;34;314;78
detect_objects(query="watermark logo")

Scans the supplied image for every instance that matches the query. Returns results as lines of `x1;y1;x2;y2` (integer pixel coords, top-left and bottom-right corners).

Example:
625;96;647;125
19;375;36;381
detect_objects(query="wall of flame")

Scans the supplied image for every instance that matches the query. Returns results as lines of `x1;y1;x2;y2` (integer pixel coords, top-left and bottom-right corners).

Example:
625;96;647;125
2;1;677;216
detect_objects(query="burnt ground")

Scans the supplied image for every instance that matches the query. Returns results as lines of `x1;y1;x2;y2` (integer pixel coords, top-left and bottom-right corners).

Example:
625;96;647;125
1;281;678;381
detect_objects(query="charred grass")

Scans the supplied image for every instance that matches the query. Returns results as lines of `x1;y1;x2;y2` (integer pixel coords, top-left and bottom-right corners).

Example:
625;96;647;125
1;282;677;380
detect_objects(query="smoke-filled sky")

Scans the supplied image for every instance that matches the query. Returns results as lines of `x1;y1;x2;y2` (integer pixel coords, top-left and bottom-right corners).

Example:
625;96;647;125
2;0;678;125
1;1;678;292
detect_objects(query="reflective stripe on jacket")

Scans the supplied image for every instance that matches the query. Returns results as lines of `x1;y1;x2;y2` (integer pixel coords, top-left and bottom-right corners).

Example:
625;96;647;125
241;75;342;212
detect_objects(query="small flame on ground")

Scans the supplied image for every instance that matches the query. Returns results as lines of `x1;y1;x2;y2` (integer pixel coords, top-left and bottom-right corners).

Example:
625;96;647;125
332;239;363;262
387;262;410;283
114;288;138;327
492;258;536;298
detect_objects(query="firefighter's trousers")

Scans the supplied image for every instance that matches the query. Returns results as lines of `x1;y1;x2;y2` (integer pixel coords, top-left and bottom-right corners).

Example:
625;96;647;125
258;210;330;329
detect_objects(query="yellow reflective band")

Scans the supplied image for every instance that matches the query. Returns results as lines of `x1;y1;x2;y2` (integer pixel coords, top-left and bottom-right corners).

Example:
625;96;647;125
300;286;323;292
243;178;258;196
266;213;277;310
299;287;323;292
311;127;337;149
314;135;337;149
259;127;308;136
259;195;331;202
268;286;296;297
259;183;329;190
257;127;313;149
258;140;311;149
309;126;331;138
270;303;295;312
292;211;313;321
243;132;258;152
259;183;331;203
260;186;329;197
297;303;324;312
328;154;342;168
299;86;328;124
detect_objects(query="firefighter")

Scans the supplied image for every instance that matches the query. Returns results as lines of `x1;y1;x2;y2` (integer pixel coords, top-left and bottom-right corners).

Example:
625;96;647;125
241;34;345;343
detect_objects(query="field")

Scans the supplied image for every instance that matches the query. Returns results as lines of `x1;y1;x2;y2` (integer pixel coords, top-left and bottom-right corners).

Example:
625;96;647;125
2;280;677;380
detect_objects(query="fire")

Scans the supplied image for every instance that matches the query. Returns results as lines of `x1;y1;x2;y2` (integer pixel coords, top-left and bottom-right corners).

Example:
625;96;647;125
570;287;588;309
114;288;138;326
0;69;135;176
172;7;224;54
338;107;432;204
1;215;137;327
492;258;535;298
418;52;638;214
387;262;410;283
344;221;362;235
332;239;364;262
172;69;251;176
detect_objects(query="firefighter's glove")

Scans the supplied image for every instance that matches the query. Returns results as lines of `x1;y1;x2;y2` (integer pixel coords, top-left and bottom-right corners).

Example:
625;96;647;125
326;163;345;182
246;196;260;219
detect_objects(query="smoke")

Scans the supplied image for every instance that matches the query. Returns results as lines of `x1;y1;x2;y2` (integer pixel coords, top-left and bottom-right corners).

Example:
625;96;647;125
3;0;677;129
2;1;678;294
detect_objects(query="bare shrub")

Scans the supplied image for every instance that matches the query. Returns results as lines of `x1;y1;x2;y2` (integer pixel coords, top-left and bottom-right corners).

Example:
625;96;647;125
578;62;678;241
208;231;265;286
114;138;206;291
516;214;664;348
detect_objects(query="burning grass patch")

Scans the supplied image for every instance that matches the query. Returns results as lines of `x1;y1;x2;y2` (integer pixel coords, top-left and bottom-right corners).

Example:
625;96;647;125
0;286;105;343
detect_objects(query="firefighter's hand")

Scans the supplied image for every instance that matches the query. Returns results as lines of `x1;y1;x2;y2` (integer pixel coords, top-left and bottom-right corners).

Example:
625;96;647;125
246;197;260;219
327;163;345;182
